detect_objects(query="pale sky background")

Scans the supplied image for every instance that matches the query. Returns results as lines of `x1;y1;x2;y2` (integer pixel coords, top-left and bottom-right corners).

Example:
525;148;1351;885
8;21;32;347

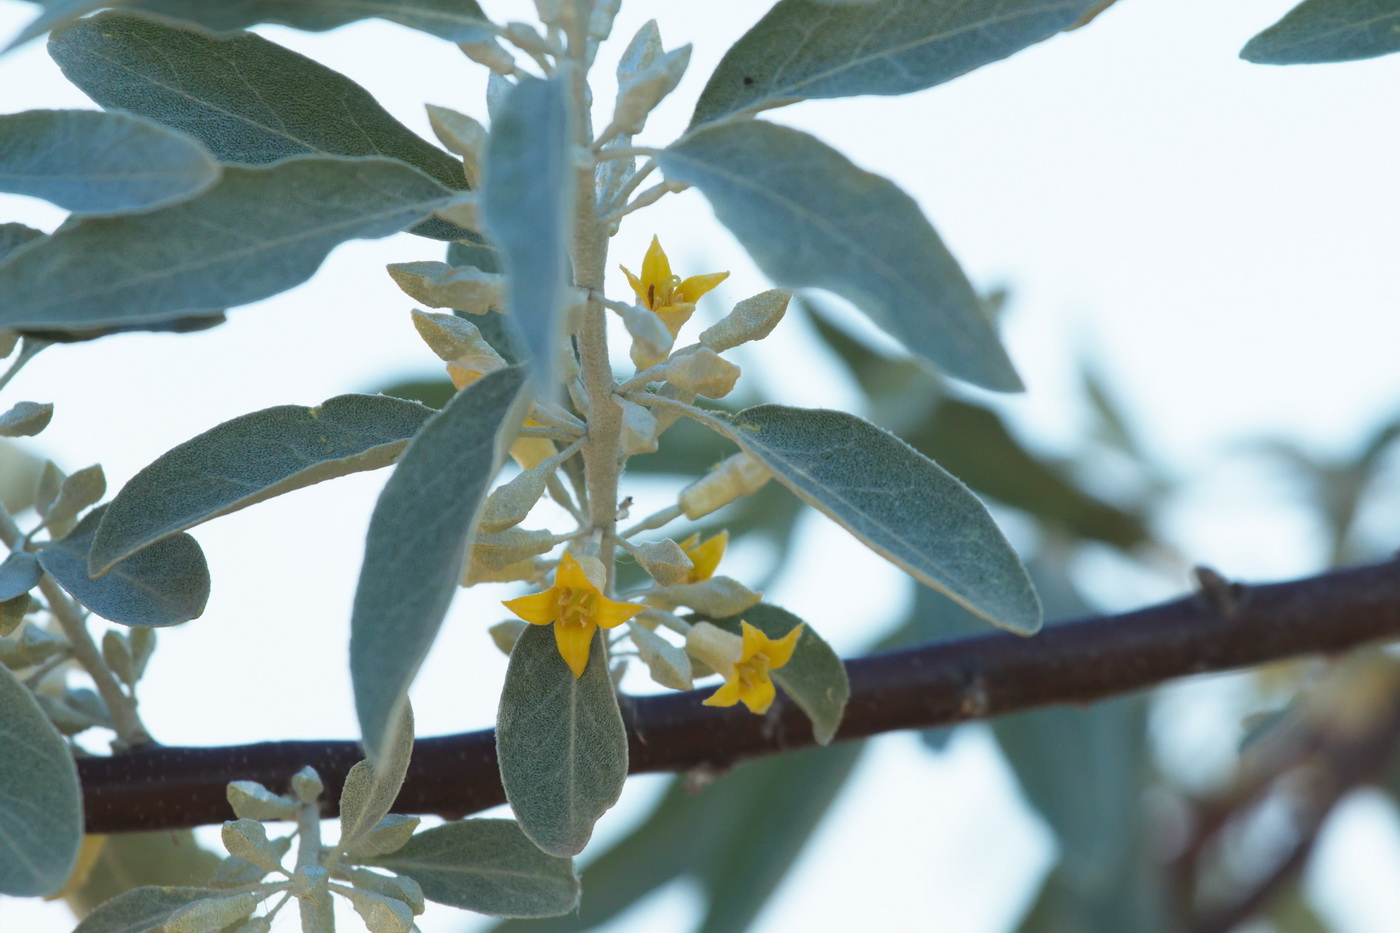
2;0;1399;930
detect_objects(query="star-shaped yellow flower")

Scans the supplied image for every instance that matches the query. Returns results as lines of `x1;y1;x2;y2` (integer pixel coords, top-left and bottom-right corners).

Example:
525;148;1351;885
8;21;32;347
677;531;727;584
502;552;645;678
702;620;803;715
620;236;729;338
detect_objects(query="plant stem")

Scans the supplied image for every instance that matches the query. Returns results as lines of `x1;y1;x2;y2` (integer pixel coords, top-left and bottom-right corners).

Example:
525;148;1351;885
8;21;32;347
563;33;624;591
0;337;49;394
0;503;152;747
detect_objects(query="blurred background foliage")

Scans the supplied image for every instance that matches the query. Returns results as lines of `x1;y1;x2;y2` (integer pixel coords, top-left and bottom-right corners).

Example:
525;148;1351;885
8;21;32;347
29;288;1400;933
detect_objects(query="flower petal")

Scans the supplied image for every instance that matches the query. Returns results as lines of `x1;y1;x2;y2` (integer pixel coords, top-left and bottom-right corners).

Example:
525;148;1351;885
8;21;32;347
593;592;646;629
640;235;671;296
740;620;768;658
675;271;729;304
654;304;695;339
683;531;727;583
553;620;597;678
703;675;743;708
554;551;593;590
738;676;777;714
503;590;559;626
620;264;648;305
764;623;805;670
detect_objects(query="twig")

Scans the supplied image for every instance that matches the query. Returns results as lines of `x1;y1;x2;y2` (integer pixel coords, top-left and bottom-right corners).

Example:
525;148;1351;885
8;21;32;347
75;559;1400;833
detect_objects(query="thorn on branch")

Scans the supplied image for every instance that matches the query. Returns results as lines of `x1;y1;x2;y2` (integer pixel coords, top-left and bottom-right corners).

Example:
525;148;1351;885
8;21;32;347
1194;565;1249;618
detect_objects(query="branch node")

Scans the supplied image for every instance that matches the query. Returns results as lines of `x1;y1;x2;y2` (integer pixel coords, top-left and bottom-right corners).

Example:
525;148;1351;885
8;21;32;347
1193;565;1249;618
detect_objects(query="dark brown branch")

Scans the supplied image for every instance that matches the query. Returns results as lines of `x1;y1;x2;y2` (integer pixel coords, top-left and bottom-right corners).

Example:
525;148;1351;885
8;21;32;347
79;559;1400;834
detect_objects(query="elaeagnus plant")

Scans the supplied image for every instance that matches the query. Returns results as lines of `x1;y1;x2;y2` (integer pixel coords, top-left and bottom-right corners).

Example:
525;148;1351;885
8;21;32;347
1;0;1386;929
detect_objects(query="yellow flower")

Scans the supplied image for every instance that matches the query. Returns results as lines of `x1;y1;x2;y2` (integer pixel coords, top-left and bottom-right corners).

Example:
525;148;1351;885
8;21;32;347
701;620;803;715
620;236;729;338
449;358;555;470
502;552;645;678
677;531;727;584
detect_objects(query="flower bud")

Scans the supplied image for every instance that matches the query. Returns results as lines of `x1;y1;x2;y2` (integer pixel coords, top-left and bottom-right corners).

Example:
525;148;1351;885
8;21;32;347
426;105;487;188
700;289;790;352
626;538;692;586
471;528;557;570
489;619;528;654
619;398;659;457
661;347;740;398
647;576;762;617
478;469;549;534
393;264;502;317
460;39;517;75
679;452;772;519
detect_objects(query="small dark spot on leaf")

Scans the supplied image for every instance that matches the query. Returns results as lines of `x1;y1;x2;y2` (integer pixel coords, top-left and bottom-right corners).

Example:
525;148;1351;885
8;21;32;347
742;76;754;85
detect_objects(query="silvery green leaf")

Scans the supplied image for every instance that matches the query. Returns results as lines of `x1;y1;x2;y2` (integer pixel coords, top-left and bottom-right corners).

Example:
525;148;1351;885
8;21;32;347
690;0;1103;127
221;819;284;874
628;622;692;690
38;505;210;627
0;157;458;332
337;888;415;932
165;890;262;933
128;625;156;681
352;367;527;762
91;394;436;575
0;224;45;266
659;121;1021;391
0;663;81;896
341;866;424;914
0;595;28;636
291;766;324;804
0;624;68;670
1242;0;1400;63
34;0;496;44
226;781;299;822
702;404;1041;634
709;604;848;745
101;629;135;686
46;462;106;532
481;76;573;393
343;814;421;859
0;551;41;600
0;401;53;437
72;886;226;933
497;624;627;857
35;460;64;519
47;13;468;195
0;109;219;214
340;704;415;851
364;819;579;917
612;39;690;136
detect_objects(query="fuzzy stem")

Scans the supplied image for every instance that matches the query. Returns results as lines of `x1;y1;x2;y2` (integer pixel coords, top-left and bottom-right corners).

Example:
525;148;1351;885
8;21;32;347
0;503;152;747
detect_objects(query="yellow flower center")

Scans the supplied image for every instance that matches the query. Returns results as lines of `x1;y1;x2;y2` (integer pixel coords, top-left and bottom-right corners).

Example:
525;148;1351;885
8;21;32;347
557;587;597;628
734;652;771;690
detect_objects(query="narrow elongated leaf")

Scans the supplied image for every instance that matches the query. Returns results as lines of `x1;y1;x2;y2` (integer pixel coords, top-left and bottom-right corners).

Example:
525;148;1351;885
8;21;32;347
491;743;863;933
38;505;210;626
0;663;82;896
692;0;1101;127
72;886;224;933
365;819;579;917
340;705;415;848
74;0;493;43
481;76;573;392
660;121;1021;391
699;404;1041;634
0;223;45;262
91;394;436;575
709;604;848;744
497;624;628;857
0;109;219;214
352;367;527;761
1242;0;1400;63
0;157;457;332
48;12;470;238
